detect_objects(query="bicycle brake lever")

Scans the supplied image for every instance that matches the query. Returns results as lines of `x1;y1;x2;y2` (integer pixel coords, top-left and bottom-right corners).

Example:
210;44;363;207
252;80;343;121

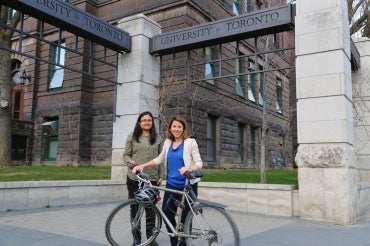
185;170;203;180
138;172;150;181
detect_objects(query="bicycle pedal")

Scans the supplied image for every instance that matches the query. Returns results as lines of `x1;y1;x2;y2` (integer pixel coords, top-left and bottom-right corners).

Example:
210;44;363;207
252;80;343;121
174;200;184;208
152;227;160;234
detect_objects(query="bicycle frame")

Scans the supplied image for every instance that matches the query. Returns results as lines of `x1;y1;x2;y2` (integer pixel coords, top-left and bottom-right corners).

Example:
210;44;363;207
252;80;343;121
105;171;240;246
136;173;203;240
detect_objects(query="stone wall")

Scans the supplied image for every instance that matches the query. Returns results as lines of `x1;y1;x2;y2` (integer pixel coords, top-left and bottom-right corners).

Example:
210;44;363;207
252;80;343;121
0;180;125;212
0;180;298;217
353;38;370;183
353;38;370;218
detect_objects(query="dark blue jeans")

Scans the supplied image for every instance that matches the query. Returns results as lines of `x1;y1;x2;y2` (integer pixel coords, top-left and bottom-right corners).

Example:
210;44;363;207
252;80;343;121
162;183;198;246
127;177;158;242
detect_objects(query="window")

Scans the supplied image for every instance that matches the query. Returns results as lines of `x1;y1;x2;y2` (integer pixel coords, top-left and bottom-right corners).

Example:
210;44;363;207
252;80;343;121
233;0;243;15
45;137;58;161
12;88;24;119
237;123;244;164
273;149;284;167
256;0;263;10
235;50;244;97
273;33;279;49
258;65;264;106
248;126;257;166
276;78;282;113
7;8;16;21
11;59;22;72
247;60;256;102
231;0;258;13
11;135;27;161
245;0;252;13
43;119;59;161
205;46;215;85
207;116;217;166
49;41;66;89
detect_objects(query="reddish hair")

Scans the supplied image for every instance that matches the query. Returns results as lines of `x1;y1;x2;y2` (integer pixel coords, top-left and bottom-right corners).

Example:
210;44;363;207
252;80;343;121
166;115;191;141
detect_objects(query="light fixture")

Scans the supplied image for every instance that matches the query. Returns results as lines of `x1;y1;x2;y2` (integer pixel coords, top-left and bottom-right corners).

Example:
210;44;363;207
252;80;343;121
12;69;31;85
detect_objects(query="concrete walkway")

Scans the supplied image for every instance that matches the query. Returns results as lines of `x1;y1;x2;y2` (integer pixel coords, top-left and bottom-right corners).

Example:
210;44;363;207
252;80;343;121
0;202;369;245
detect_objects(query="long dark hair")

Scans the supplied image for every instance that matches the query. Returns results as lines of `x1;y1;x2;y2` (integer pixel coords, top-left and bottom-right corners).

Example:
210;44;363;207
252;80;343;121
132;111;158;145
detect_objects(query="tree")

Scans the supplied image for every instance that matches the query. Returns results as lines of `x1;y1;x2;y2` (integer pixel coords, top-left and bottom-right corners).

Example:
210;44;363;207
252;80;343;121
348;0;369;37
255;1;296;183
0;8;20;166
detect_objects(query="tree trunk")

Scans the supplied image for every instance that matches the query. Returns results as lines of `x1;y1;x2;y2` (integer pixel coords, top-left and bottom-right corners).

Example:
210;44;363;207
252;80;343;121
260;102;268;184
0;48;12;166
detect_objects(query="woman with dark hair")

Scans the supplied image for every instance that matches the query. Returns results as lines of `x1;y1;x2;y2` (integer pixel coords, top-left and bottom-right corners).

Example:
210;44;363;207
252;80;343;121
123;111;163;246
133;115;203;246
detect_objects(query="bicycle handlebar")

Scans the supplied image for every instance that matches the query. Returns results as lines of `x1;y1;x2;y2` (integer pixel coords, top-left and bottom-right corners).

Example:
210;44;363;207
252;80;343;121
134;169;202;183
184;170;203;180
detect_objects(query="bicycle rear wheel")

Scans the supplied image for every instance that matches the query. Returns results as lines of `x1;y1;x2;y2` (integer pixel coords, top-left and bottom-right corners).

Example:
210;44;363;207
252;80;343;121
184;204;240;246
105;199;162;246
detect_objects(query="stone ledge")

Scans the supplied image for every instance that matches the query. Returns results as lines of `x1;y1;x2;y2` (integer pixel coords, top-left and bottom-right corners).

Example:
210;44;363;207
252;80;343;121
0;180;124;188
0;180;126;212
0;180;299;218
198;182;299;217
200;182;297;190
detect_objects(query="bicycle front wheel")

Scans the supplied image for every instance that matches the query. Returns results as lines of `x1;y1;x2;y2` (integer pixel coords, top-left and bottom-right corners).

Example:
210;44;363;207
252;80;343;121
184;204;240;246
105;199;162;246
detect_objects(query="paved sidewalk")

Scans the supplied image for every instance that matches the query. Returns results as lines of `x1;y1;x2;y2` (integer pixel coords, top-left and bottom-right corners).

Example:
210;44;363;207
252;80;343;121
0;202;369;245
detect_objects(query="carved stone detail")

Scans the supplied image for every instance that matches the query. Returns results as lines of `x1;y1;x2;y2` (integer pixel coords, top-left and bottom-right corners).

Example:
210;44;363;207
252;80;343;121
295;144;354;168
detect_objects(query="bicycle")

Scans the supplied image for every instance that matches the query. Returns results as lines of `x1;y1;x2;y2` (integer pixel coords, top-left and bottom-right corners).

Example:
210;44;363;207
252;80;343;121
105;170;240;246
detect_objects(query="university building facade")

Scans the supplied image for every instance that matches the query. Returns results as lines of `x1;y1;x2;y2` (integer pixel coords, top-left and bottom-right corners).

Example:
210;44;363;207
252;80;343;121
9;0;296;168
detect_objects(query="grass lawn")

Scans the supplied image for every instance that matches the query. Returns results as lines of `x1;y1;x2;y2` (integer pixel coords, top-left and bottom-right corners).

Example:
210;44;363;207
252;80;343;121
0;166;112;182
0;166;298;185
201;168;298;185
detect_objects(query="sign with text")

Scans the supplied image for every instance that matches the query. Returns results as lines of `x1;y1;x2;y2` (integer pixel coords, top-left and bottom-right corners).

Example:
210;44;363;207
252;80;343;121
1;0;131;52
150;4;294;55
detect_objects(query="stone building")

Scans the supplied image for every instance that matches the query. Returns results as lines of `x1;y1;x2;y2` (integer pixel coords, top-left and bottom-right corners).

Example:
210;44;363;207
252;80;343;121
9;0;296;168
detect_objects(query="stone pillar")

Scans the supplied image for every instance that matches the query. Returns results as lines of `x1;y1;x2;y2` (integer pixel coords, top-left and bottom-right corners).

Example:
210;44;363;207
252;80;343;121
295;0;359;224
111;15;161;181
353;38;370;182
353;38;370;217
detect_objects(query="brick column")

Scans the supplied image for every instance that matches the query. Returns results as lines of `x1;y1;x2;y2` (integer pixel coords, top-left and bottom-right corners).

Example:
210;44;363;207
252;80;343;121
295;0;359;224
111;15;161;181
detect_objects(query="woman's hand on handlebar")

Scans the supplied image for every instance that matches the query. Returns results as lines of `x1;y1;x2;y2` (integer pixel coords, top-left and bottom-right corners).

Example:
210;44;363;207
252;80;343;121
132;165;144;174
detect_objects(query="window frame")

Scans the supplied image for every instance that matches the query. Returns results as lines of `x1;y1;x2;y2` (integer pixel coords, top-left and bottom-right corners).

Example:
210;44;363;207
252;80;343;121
205;46;216;85
48;41;66;89
207;116;217;166
12;86;24;120
43;118;59;161
235;49;245;97
247;59;256;102
258;65;264;106
45;136;58;161
232;0;243;15
248;126;257;166
237;123;244;164
276;77;283;114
